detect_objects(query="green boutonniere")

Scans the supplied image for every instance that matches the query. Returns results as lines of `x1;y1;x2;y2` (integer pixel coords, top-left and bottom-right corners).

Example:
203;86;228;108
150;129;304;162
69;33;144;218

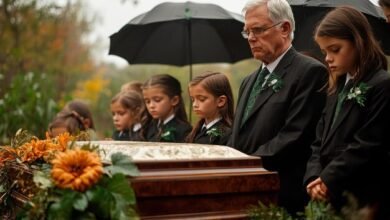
206;127;222;138
262;73;283;92
346;83;370;107
160;126;176;141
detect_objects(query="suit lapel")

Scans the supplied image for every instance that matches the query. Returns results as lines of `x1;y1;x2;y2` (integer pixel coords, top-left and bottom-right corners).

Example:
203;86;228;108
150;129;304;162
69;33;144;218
322;94;338;144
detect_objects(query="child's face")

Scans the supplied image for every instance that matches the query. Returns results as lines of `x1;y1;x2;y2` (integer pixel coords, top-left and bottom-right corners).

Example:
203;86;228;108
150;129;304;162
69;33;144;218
189;84;225;124
142;86;178;121
315;36;357;77
110;101;133;131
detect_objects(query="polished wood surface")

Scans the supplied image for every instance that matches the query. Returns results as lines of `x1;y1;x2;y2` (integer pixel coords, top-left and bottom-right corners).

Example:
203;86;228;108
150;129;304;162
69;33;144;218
132;156;279;219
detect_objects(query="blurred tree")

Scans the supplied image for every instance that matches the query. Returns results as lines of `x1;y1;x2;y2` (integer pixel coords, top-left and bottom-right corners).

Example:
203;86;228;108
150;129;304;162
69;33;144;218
0;0;97;143
0;0;95;98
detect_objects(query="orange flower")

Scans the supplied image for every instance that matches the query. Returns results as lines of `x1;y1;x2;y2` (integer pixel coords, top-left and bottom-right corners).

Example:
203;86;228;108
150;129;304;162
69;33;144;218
51;149;103;192
15;133;71;163
0;146;16;166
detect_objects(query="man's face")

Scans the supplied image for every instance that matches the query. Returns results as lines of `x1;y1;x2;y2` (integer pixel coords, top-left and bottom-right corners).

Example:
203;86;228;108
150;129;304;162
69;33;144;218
243;5;285;64
382;6;390;23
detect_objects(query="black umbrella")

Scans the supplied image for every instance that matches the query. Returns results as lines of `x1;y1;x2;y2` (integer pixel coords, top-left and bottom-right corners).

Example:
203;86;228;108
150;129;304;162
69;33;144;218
289;0;390;57
109;1;252;80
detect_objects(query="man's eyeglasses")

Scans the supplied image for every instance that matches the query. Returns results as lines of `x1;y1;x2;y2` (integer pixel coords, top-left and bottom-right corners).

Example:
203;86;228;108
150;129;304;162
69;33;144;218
241;22;282;39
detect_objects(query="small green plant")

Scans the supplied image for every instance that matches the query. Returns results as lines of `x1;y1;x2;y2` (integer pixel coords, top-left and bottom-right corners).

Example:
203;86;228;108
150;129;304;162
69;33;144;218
248;200;342;220
0;72;59;144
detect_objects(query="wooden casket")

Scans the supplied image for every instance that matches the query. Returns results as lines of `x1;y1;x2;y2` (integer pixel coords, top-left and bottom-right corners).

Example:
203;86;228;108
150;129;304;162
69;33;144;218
97;141;280;219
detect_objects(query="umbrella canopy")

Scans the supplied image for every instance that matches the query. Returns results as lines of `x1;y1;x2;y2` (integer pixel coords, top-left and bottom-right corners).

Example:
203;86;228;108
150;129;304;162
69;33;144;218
289;0;390;57
109;1;252;70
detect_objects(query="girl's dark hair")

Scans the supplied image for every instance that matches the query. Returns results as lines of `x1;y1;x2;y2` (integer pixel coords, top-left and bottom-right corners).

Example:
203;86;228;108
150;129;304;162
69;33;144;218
111;90;148;137
143;74;188;122
379;0;390;8
314;6;387;93
186;71;234;143
65;100;95;129
49;109;86;135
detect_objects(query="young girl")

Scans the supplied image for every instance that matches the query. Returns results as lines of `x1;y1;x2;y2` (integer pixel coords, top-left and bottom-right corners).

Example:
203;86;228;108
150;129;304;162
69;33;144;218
110;90;146;141
48;109;89;140
187;72;234;145
142;74;192;142
304;7;390;218
64;100;98;140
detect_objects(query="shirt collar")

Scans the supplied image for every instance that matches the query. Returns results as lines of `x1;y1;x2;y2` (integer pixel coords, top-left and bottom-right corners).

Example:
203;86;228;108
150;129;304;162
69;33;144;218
159;114;175;126
263;45;292;73
345;73;353;85
202;117;222;130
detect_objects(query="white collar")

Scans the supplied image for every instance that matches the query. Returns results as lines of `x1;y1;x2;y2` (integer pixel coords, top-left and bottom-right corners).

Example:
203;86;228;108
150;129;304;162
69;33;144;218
203;117;222;130
263;45;292;73
159;114;175;126
132;123;141;132
345;73;353;85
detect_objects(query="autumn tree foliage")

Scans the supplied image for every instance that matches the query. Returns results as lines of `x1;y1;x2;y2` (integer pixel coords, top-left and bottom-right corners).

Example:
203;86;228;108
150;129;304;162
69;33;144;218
0;0;98;143
0;0;96;96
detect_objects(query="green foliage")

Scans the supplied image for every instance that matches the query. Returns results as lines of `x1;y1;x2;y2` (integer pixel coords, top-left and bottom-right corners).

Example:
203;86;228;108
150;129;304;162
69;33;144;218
105;153;139;177
0;72;59;144
248;200;342;220
18;152;139;220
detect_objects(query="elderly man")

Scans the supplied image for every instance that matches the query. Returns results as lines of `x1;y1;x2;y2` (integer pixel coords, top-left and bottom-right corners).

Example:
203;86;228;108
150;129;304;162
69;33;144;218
228;0;327;214
379;0;390;23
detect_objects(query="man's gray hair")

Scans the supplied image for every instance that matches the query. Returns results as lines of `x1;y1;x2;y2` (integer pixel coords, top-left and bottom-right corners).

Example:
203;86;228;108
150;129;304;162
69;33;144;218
243;0;295;39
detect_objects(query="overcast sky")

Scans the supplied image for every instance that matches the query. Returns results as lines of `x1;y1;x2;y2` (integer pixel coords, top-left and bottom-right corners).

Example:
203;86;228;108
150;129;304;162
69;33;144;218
83;0;379;67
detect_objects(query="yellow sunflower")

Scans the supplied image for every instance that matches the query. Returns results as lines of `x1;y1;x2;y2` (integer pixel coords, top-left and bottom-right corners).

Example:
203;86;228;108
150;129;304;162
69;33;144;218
51;149;103;192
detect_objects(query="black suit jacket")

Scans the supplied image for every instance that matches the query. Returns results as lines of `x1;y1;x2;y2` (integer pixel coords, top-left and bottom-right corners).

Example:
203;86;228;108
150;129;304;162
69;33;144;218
229;47;327;213
112;129;130;141
146;117;192;143
304;69;390;208
193;121;231;145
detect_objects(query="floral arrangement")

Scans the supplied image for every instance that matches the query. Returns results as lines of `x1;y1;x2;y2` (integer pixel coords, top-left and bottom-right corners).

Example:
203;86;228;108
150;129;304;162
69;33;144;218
262;73;283;93
346;83;370;107
0;130;138;219
206;128;222;138
160;126;176;141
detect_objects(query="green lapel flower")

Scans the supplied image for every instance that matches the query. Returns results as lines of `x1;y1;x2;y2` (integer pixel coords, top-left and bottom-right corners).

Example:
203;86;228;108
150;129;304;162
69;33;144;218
161;126;176;141
346;82;370;107
206;127;222;138
261;73;283;93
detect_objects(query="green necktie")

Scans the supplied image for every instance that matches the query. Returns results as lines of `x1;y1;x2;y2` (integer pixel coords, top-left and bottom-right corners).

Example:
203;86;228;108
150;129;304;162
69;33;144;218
332;80;353;127
242;67;270;123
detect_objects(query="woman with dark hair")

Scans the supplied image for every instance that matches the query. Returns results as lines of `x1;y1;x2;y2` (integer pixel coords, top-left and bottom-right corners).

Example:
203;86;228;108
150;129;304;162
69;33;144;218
304;6;390;218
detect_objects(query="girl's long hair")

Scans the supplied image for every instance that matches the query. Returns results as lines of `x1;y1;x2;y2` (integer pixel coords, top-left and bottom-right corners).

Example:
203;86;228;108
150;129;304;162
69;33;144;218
186;71;234;143
314;6;387;93
314;6;387;94
142;74;188;123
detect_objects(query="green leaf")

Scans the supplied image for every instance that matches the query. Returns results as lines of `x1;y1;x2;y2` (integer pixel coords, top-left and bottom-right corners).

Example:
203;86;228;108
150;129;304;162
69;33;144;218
73;193;88;211
107;174;136;203
33;170;53;189
85;186;114;219
105;153;139;177
47;190;78;220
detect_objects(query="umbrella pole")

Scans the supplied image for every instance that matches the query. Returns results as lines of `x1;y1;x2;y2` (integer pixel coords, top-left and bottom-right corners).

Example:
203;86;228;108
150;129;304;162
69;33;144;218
187;10;193;122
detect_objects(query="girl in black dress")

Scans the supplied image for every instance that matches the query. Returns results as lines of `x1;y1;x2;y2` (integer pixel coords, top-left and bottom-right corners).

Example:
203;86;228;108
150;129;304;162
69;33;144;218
187;72;234;145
